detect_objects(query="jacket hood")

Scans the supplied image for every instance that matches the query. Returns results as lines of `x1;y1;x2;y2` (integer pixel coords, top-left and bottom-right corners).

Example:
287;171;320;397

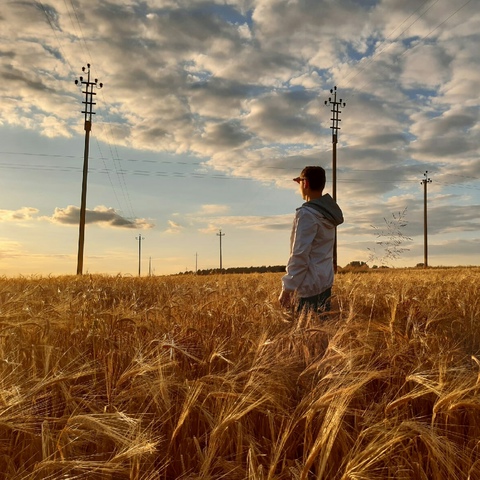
302;194;344;226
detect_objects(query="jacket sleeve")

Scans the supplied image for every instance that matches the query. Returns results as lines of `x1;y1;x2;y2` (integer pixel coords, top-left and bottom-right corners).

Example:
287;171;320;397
282;208;318;292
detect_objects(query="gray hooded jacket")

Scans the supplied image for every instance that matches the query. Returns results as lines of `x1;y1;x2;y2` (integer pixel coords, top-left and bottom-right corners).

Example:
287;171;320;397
282;194;344;298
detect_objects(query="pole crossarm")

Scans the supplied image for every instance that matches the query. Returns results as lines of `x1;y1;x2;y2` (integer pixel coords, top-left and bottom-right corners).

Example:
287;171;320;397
324;86;346;146
75;64;103;125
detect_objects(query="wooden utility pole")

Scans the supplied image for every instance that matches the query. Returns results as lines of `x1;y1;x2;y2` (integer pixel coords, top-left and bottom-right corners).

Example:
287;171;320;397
75;64;103;275
217;230;225;270
421;171;432;268
325;86;346;272
136;235;144;276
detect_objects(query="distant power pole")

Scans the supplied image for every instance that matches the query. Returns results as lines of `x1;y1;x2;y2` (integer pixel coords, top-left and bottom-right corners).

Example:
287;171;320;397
195;252;198;273
217;230;225;270
421;171;432;268
325;86;346;272
75;64;103;275
136;235;144;276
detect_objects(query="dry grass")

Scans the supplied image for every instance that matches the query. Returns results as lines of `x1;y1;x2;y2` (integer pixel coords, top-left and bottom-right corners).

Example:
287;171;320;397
0;268;479;479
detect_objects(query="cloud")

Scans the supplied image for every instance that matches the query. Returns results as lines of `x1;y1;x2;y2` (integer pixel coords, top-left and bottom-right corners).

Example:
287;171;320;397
409;106;480;160
401;44;452;88
164;220;184;234
428;204;480;235
243;90;321;144
3;0;479;178
342;197;480;241
198;223;222;234
180;204;293;233
201;120;252;149
1;0;480;265
0;207;39;222
196;214;292;233
0;238;21;259
45;205;155;229
431;238;480;258
198;204;231;215
189;78;257;119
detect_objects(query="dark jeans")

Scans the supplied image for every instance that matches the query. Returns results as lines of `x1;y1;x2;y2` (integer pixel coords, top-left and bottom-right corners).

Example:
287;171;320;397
296;287;332;315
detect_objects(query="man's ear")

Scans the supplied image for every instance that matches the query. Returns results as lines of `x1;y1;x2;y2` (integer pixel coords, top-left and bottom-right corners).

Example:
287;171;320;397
303;178;310;189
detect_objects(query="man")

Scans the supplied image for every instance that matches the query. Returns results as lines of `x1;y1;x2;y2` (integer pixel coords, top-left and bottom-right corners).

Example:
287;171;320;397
279;166;344;314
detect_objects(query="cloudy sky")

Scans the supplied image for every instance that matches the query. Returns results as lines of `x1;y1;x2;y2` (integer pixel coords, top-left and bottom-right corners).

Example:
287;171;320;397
1;0;479;276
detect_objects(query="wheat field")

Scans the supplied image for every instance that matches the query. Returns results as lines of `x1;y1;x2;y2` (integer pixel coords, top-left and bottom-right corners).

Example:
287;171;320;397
0;268;479;479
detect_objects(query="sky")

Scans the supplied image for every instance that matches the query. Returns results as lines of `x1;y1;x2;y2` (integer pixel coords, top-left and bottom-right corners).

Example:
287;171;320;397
1;0;479;276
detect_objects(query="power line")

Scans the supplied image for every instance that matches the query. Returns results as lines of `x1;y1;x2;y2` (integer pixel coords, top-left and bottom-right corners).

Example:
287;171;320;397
95;110;137;221
66;0;93;62
2;160;480;189
0;150;203;166
91;113;138;220
93;137;128;219
434;180;480;191
0;161;250;180
397;0;474;61
34;0;76;74
5;150;480;182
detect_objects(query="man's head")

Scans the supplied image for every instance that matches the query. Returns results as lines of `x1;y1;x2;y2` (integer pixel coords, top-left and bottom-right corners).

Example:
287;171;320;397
293;166;326;192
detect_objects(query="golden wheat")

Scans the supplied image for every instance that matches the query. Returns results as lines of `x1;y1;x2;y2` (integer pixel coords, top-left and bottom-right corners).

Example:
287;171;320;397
0;269;479;479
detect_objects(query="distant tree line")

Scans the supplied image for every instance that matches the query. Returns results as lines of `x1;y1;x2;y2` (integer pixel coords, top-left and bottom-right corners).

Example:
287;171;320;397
177;265;287;276
175;261;438;276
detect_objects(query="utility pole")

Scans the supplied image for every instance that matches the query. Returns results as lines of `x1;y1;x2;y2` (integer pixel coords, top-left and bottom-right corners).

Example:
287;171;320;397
325;86;346;272
421;171;432;268
75;64;103;275
217;230;225;270
195;252;198;274
136;235;144;276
